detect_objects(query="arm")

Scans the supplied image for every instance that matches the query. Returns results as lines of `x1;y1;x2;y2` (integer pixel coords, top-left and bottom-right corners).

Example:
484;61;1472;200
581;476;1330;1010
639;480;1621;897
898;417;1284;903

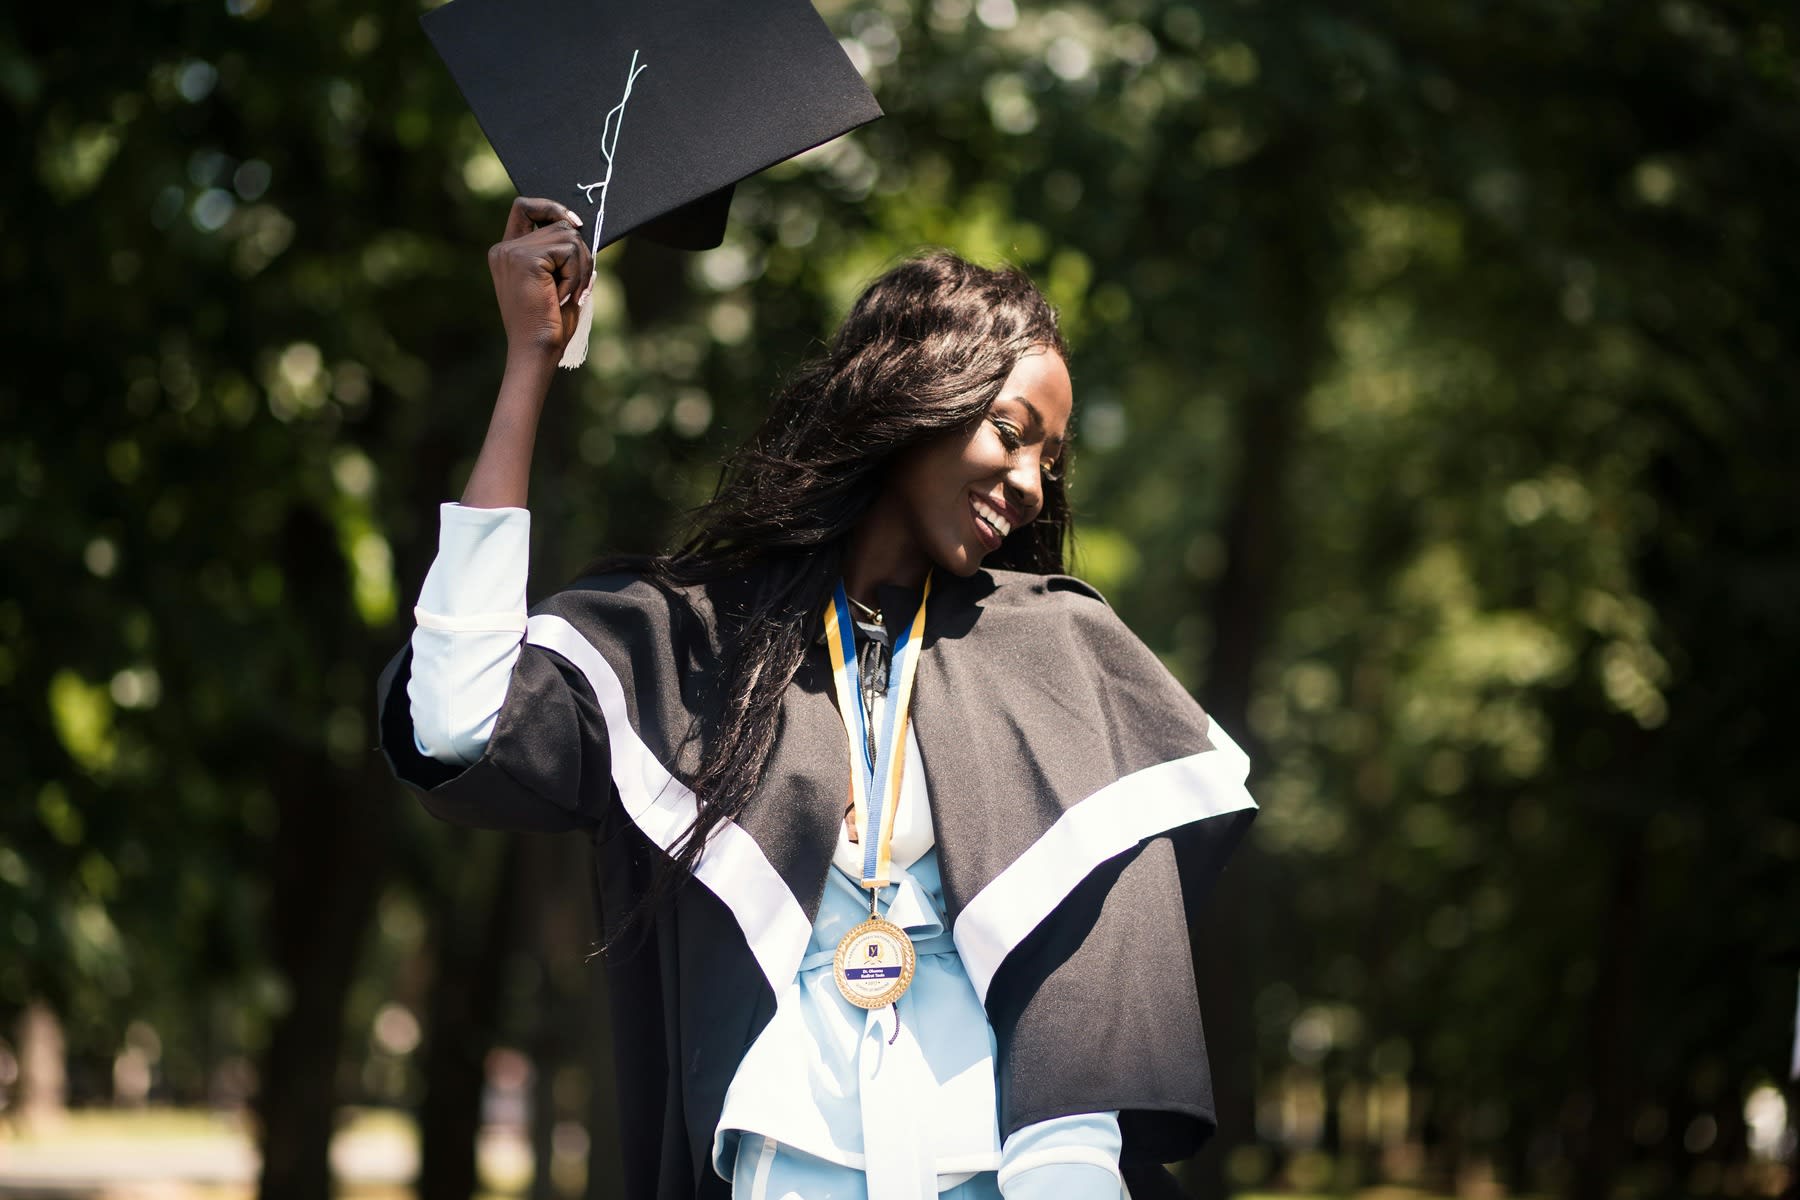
461;195;594;509
409;195;595;761
373;197;611;829
998;1112;1124;1200
408;503;531;765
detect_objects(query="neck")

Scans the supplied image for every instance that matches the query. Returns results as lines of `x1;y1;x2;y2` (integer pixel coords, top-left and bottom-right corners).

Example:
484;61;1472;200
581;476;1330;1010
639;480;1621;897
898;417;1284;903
842;507;929;608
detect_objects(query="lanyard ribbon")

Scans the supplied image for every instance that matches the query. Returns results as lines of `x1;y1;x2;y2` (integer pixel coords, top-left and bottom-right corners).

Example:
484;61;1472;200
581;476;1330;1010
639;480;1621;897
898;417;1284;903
823;576;931;891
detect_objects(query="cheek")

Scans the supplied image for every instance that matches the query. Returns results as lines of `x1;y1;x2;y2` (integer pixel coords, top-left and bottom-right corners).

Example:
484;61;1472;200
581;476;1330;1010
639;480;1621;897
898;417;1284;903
890;426;1001;529
953;426;1008;476
908;432;984;490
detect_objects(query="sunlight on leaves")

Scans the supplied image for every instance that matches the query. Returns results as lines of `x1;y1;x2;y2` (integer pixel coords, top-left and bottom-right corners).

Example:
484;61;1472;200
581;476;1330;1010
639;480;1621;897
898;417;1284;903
48;672;116;775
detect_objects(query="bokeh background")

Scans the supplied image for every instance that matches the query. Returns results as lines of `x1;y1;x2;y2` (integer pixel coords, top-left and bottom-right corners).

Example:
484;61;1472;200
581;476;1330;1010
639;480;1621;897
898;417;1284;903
4;0;1798;1198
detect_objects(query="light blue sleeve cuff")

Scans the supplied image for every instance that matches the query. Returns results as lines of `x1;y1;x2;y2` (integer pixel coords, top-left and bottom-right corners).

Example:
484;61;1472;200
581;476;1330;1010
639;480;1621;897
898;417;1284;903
997;1111;1123;1200
407;503;532;766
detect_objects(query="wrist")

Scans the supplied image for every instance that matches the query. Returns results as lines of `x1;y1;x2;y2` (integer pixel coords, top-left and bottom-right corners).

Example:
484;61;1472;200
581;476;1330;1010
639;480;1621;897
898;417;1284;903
502;344;560;390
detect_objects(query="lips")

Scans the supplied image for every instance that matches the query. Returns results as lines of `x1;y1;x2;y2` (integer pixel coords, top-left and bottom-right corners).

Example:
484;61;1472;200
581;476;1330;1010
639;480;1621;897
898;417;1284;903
970;493;1014;550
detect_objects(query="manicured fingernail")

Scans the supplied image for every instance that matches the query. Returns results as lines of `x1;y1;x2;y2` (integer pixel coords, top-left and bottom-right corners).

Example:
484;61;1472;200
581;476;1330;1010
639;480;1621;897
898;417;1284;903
577;286;592;307
561;292;572;307
567;211;583;227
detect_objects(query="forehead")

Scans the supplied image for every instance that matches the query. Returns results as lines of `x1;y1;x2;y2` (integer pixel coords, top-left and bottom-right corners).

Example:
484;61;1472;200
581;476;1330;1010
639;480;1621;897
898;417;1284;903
995;348;1073;436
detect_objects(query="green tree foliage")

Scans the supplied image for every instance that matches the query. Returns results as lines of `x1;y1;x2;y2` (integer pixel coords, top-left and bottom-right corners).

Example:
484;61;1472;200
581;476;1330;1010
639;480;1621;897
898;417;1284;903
4;0;1796;1197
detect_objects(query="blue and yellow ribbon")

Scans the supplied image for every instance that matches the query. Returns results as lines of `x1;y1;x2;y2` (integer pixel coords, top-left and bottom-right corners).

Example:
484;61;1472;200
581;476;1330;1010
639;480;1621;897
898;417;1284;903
823;575;931;891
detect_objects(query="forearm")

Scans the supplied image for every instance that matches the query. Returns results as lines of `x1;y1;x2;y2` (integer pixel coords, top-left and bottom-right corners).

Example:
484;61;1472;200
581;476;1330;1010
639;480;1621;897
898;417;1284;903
460;350;558;509
998;1111;1123;1200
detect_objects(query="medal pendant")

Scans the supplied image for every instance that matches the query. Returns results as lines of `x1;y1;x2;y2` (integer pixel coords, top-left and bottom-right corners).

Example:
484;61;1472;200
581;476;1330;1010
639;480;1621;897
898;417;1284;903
832;915;916;1009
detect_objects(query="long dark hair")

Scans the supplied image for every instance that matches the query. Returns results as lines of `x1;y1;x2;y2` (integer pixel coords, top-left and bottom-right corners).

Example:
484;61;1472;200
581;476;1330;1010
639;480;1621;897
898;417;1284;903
628;250;1069;927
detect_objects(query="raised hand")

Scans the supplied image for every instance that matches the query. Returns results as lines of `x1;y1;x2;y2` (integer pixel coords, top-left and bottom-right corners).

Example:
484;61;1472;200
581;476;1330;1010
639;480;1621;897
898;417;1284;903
461;197;596;509
488;196;594;359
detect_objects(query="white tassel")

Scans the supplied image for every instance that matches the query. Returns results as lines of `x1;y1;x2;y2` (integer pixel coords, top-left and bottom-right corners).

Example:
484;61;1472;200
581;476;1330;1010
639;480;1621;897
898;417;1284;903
561;51;644;372
559;273;596;370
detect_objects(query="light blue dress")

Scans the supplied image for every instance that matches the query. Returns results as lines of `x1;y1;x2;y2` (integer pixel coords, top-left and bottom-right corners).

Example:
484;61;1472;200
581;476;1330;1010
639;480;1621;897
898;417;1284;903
713;842;1123;1198
408;503;1127;1200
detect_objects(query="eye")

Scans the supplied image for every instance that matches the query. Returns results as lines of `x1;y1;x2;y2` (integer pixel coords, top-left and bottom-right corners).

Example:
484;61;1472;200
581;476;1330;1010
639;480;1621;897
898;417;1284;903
988;417;1023;450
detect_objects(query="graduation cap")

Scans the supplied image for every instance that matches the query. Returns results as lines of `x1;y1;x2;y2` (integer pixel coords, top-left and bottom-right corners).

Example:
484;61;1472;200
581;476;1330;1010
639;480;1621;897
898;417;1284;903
422;0;883;366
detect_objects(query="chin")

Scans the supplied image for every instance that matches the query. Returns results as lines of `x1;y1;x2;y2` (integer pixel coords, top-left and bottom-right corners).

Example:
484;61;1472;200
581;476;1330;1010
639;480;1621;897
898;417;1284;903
928;544;986;578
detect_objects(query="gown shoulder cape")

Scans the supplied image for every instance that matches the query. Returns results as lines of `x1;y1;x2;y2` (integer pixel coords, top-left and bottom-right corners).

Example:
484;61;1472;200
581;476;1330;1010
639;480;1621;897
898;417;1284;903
377;564;1257;1200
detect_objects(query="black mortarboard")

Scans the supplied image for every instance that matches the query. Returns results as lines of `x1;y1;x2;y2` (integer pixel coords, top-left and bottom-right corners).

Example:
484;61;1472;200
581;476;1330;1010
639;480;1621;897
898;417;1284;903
423;0;880;252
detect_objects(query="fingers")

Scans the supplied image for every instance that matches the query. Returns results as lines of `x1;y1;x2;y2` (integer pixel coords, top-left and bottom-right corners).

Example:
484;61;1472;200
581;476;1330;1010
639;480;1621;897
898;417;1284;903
488;221;588;291
557;236;595;342
575;231;593;301
504;195;583;242
539;226;592;309
487;219;591;338
550;248;587;343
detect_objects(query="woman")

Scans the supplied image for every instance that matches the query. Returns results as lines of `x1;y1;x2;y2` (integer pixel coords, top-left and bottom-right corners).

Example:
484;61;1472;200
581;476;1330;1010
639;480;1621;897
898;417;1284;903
376;197;1256;1200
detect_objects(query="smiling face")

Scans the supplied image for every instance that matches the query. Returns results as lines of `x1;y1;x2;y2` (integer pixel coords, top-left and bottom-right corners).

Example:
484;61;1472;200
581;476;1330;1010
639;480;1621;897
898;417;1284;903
847;347;1074;592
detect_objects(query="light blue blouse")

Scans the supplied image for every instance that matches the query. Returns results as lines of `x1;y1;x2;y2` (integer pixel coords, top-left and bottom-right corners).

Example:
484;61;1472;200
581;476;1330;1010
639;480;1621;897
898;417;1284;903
408;503;1126;1199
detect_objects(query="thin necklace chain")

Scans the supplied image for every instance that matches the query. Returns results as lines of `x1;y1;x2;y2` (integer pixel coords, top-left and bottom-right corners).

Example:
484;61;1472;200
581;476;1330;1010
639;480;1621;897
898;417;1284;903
843;586;886;841
846;592;882;625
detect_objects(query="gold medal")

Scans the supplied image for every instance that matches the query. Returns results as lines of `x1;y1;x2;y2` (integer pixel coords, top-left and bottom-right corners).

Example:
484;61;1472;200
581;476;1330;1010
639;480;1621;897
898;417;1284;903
832;914;917;1009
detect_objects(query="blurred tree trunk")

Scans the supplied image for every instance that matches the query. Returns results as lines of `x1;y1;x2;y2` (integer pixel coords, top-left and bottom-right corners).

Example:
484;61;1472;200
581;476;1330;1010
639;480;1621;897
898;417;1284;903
418;833;526;1200
1500;1108;1534;1197
1427;1089;1461;1197
1660;1084;1700;1199
1320;1058;1346;1182
524;836;558;1200
526;833;596;1200
530;1027;559;1200
1567;822;1644;1200
1183;130;1332;1200
1182;438;1285;1200
257;752;394;1200
1715;1071;1750;1193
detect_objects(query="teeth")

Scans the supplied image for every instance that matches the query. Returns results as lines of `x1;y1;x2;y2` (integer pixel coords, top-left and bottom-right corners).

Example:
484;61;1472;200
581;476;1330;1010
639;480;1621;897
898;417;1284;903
973;496;1012;538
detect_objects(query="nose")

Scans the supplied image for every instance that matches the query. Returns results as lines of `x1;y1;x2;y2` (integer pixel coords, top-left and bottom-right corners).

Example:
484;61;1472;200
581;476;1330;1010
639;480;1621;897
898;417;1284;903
1004;457;1044;524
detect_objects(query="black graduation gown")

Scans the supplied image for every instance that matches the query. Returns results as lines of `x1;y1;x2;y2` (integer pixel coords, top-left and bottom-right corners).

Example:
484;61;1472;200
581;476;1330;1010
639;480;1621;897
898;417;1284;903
376;565;1256;1200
